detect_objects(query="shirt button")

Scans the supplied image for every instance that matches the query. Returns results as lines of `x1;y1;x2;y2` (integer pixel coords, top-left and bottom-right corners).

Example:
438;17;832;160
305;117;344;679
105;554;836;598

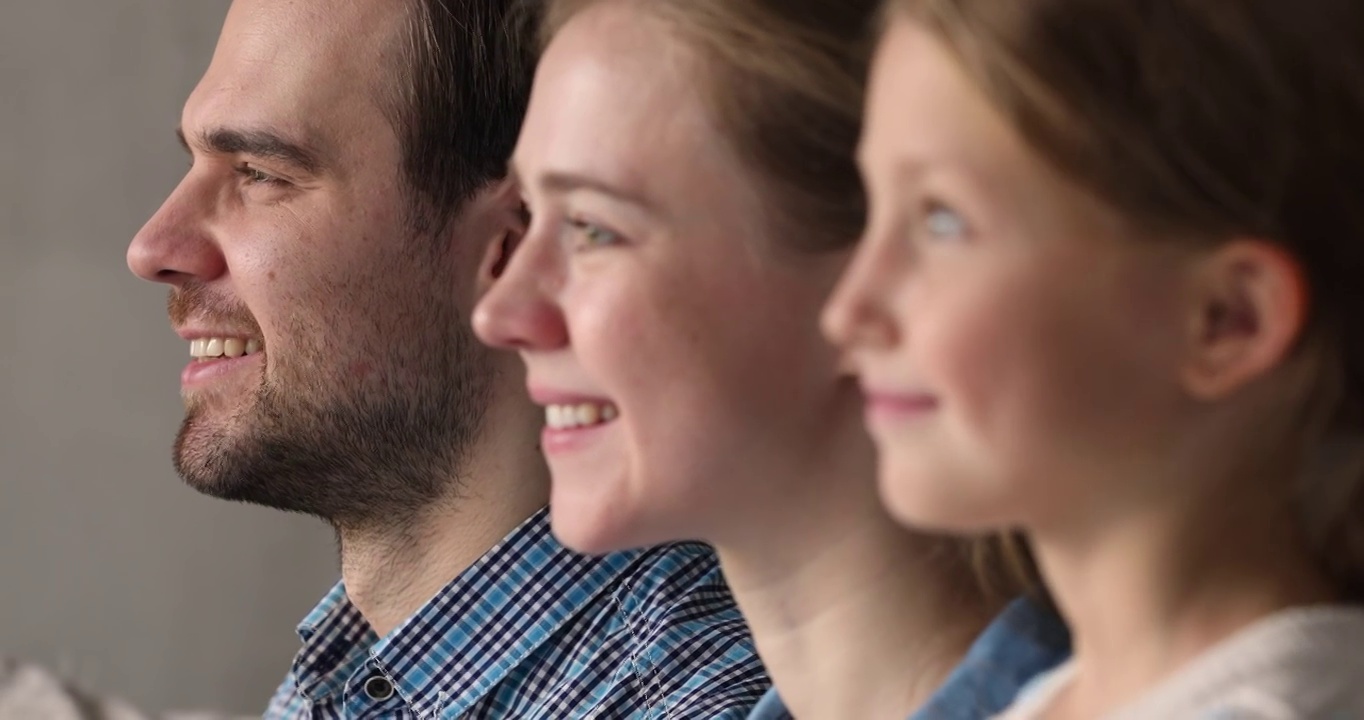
363;674;395;702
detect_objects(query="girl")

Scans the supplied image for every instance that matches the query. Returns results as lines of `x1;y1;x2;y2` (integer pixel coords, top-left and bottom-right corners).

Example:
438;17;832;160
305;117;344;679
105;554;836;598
826;1;1364;716
474;0;1068;717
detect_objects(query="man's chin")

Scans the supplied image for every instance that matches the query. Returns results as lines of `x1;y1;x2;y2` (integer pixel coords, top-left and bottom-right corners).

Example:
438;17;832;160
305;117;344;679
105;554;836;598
172;450;247;501
180;383;249;414
171;407;343;519
176;470;248;501
172;449;312;515
172;414;254;500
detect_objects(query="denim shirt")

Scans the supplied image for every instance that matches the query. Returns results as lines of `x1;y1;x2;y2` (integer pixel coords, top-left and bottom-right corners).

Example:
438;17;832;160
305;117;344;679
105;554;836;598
745;596;1070;720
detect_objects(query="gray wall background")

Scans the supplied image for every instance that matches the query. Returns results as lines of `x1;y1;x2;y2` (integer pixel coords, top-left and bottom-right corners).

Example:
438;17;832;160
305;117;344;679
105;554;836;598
1;1;339;714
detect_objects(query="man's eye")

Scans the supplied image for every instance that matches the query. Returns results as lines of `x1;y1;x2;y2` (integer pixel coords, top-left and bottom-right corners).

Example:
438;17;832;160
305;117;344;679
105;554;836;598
235;164;287;186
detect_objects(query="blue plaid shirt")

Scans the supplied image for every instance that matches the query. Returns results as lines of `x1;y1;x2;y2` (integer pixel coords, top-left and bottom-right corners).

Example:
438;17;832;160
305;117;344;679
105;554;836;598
746;596;1070;720
266;509;769;719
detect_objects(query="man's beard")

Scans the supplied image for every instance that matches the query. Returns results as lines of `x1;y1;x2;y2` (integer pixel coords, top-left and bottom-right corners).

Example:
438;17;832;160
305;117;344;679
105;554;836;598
170;271;495;532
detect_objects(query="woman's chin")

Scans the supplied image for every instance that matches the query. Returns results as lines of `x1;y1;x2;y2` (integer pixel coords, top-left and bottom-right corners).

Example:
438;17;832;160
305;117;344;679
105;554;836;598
548;491;652;555
879;466;1004;536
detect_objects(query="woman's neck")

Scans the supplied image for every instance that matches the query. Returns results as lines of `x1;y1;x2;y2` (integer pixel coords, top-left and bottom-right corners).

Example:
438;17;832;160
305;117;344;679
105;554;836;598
1034;488;1337;720
719;509;995;720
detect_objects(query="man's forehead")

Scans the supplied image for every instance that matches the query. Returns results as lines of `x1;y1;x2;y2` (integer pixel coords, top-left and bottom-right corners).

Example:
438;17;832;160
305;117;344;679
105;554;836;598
225;0;406;42
213;0;406;88
186;0;406;150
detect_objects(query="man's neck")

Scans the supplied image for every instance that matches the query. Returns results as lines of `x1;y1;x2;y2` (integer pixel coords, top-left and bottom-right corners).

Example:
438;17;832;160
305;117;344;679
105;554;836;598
337;391;549;637
337;496;539;636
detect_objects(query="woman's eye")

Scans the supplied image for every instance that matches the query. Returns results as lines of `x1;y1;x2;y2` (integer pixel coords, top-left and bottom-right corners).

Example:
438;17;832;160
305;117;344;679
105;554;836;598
922;201;968;240
568;218;623;248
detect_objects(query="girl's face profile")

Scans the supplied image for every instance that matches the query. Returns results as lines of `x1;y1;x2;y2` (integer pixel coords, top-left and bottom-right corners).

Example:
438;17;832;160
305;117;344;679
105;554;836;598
825;20;1196;534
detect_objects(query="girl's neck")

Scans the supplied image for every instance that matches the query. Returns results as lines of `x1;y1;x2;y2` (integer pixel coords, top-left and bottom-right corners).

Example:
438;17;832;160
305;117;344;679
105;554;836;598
1034;489;1337;720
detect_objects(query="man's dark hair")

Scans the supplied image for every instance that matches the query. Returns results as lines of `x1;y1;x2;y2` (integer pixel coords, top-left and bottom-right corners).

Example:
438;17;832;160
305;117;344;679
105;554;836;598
390;0;540;235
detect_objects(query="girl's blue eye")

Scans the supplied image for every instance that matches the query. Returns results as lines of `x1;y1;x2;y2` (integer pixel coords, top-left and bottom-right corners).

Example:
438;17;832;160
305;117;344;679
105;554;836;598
923;202;968;240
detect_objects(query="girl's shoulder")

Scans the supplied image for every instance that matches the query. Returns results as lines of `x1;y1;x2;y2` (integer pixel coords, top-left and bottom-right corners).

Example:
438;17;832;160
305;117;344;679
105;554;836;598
1119;605;1364;720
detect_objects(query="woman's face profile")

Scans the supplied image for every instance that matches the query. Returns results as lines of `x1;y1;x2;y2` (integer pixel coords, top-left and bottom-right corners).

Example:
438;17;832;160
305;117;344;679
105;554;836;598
475;0;857;553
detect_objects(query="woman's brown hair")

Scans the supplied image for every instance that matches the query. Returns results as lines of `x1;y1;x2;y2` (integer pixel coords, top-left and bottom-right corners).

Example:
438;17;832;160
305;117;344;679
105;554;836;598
889;0;1364;598
536;0;1043;602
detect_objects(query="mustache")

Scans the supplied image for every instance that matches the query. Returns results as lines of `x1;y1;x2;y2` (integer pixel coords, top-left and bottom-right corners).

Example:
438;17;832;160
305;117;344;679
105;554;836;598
168;283;263;335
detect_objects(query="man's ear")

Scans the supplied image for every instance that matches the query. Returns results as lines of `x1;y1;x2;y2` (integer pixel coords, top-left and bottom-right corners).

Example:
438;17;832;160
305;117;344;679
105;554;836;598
473;178;529;298
1180;239;1309;400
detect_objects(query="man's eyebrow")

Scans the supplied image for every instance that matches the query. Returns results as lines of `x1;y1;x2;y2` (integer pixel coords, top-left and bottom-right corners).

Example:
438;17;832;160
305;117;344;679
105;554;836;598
176;126;325;175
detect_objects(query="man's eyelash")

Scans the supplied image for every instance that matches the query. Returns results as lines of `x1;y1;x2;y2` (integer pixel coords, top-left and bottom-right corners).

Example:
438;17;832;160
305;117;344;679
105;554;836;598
235;164;289;186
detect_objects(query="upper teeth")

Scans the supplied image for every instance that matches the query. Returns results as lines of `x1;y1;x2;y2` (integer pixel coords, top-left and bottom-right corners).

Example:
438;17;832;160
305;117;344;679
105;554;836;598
190;337;262;360
545;402;618;430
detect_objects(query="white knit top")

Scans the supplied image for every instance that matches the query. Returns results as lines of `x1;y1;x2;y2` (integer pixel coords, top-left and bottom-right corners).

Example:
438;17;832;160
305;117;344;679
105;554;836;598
994;606;1364;719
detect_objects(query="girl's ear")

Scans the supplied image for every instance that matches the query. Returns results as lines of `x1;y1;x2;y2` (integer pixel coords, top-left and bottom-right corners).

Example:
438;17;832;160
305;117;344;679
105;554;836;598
1179;240;1308;400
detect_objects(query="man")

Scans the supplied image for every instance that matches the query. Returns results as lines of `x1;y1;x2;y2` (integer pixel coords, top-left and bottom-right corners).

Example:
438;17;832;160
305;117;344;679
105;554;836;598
126;0;767;717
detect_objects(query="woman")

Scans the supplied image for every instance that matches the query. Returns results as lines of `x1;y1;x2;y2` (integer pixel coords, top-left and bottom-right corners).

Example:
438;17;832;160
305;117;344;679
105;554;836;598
826;0;1364;715
474;0;1067;717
